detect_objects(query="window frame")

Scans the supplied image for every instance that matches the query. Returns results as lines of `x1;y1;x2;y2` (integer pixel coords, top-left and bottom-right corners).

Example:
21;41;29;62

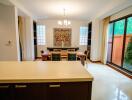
79;26;88;45
37;25;46;45
107;14;132;74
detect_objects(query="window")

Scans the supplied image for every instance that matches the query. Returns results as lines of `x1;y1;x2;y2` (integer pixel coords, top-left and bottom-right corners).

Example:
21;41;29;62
123;17;132;71
112;19;125;66
79;26;88;45
37;25;46;45
107;15;132;73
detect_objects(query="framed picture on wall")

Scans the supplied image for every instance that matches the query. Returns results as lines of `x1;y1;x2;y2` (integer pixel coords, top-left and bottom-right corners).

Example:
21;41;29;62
54;28;71;47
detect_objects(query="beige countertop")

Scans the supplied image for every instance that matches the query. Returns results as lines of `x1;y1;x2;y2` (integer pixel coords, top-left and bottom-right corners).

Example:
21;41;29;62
0;61;93;83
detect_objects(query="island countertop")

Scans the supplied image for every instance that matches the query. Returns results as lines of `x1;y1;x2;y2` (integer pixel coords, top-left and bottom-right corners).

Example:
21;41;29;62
0;61;93;83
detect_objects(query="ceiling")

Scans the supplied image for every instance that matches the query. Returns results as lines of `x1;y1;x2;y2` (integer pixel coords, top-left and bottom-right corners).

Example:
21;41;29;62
16;0;112;20
1;0;132;20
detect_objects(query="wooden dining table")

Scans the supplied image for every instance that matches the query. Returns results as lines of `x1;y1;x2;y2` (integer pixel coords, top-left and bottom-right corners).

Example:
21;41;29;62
41;51;86;61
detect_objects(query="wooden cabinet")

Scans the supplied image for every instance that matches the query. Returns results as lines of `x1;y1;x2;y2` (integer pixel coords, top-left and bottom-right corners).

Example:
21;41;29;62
47;82;92;100
14;84;47;100
0;82;92;100
0;84;13;100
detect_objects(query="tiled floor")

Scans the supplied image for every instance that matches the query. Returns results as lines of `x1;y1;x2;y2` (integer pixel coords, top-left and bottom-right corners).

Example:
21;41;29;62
85;62;132;100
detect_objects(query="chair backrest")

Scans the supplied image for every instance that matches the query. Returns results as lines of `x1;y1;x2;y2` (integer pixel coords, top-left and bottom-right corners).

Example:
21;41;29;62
68;49;75;52
84;50;89;59
68;53;76;61
53;49;61;52
84;50;87;55
51;53;61;61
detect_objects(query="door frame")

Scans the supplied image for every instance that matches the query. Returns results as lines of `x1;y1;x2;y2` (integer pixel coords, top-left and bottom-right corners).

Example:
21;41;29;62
107;14;132;74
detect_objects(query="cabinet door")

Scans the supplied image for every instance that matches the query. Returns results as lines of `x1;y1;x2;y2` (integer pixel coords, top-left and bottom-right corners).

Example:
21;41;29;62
14;84;47;100
47;82;92;100
60;82;92;100
0;84;13;100
47;83;61;100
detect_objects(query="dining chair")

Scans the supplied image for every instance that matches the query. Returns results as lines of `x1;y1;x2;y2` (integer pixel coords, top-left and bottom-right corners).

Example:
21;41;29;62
84;50;90;60
51;53;61;61
68;53;77;61
68;49;75;52
53;49;61;52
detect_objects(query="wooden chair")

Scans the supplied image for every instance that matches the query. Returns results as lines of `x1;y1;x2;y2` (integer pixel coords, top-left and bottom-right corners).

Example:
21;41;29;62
53;49;61;52
68;49;75;52
68;53;76;61
82;50;90;65
51;53;61;61
61;50;68;58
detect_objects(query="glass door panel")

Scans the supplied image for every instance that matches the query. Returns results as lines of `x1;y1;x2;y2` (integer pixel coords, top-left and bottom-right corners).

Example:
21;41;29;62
107;23;113;62
112;19;125;66
123;17;132;71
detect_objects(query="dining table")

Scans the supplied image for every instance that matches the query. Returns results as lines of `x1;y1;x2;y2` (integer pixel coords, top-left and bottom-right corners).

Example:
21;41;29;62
41;51;86;61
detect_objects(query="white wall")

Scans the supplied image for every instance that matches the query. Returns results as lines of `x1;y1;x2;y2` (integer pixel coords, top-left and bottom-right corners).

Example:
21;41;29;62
18;16;35;61
90;6;132;62
0;4;20;61
25;17;34;60
37;19;88;57
110;6;132;21
90;18;102;61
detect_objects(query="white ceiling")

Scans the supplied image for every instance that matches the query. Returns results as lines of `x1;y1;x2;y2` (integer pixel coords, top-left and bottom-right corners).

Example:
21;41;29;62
1;0;132;20
17;0;111;20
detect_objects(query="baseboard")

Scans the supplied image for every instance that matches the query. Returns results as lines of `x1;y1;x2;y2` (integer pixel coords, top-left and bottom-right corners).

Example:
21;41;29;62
89;59;101;63
107;64;132;79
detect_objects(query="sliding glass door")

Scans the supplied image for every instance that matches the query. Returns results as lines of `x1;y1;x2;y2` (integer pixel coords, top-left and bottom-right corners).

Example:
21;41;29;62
107;15;132;73
112;19;125;66
123;17;132;71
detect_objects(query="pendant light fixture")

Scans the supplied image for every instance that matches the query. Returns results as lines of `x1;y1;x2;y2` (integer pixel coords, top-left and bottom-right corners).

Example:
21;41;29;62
58;9;71;26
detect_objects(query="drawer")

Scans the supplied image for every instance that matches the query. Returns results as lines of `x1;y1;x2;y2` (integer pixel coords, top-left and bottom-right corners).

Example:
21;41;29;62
47;82;92;100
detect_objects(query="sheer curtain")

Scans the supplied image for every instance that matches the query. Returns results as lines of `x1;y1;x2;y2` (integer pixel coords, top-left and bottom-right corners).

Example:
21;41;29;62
101;17;110;64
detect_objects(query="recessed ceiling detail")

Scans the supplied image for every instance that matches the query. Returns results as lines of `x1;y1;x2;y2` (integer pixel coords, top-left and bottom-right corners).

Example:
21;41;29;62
15;0;132;20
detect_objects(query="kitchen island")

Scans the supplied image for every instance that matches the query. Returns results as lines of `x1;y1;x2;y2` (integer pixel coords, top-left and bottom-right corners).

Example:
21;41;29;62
0;61;93;100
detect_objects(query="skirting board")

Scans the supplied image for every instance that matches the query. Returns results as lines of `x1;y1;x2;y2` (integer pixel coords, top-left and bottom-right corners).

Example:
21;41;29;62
107;64;132;79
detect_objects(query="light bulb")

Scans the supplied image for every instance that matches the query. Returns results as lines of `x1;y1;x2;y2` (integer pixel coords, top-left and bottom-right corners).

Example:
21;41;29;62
58;21;62;25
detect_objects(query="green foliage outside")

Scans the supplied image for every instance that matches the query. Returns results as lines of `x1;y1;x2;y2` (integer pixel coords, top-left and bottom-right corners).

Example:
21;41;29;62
108;17;132;71
124;37;132;71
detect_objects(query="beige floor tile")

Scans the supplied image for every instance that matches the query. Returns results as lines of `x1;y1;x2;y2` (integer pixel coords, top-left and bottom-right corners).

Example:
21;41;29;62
85;62;132;100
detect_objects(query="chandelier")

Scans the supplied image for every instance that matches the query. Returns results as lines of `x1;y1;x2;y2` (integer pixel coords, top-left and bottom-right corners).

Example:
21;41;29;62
57;9;71;26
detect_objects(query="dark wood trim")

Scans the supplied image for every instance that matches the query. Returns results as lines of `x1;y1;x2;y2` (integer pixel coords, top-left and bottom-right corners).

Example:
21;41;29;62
107;63;132;79
47;47;79;51
110;23;115;62
109;62;132;74
110;13;132;23
121;17;127;66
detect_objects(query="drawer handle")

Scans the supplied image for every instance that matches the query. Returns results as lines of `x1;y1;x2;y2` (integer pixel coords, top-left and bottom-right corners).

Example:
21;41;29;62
0;85;9;88
15;85;27;88
49;84;60;88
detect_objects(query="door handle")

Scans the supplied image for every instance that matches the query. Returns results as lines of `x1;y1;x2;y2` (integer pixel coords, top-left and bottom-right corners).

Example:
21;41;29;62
49;84;60;88
0;85;9;88
15;85;27;88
